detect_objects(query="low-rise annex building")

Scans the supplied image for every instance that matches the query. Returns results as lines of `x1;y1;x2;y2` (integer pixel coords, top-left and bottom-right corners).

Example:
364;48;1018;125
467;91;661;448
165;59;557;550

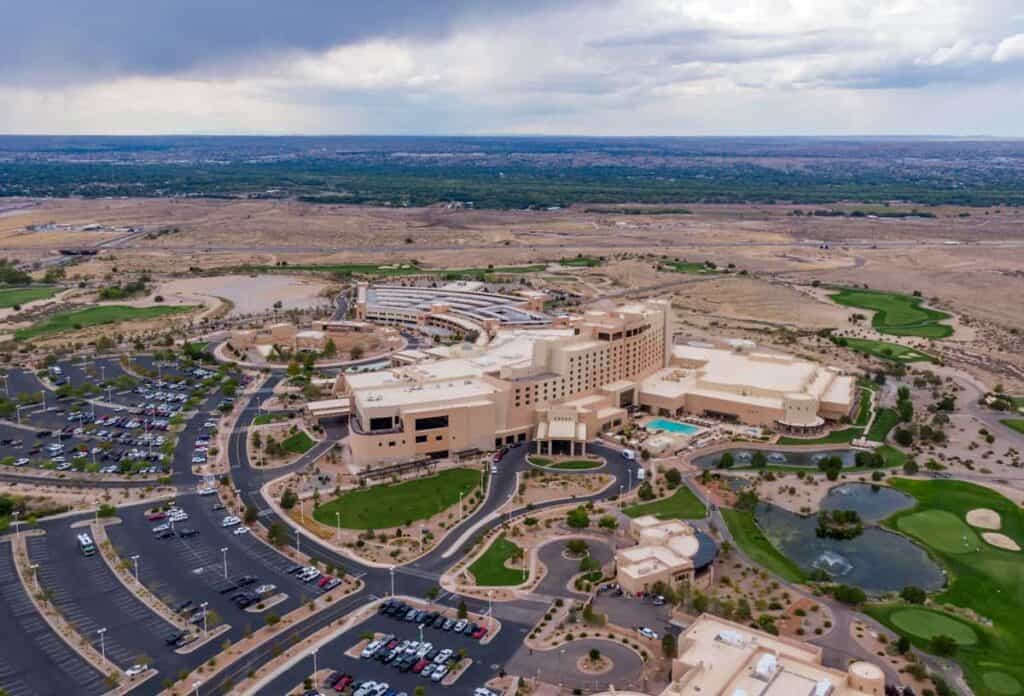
332;295;857;468
615;515;716;594
658;614;886;696
229;320;375;355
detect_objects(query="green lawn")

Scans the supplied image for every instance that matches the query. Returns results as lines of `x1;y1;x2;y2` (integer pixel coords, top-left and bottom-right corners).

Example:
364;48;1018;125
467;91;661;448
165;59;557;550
280;431;314;454
830;288;953;338
720;508;807;584
468;535;525;586
15;305;195;340
865;478;1024;696
842;337;937;363
889;608;979;645
559;256;602;267
661;261;720;274
778;427;863;446
313;467;482;529
230;263;547;279
853;387;874;426
866;407;901;442
1001;419;1024;434
624;487;707;520
0;285;59;308
528;456;603;470
253;413;289;426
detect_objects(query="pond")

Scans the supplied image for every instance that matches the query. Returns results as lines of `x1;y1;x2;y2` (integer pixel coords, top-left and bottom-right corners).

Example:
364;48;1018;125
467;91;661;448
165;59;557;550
693;448;858;469
754;502;944;593
820;483;916;522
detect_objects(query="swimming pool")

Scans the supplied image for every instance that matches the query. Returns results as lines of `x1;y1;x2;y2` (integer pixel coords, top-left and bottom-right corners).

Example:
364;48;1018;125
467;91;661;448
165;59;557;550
646;418;702;436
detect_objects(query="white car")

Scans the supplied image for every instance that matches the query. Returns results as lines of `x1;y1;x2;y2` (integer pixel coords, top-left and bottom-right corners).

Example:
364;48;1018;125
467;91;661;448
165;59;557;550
125;664;146;678
197;487;216;496
233;526;250;536
13;457;30;467
431;665;448;682
361;639;383;658
434;648;453;664
152;524;171;533
221;515;240;528
302;568;321;582
637;626;659;640
354;683;378;696
416;642;433;658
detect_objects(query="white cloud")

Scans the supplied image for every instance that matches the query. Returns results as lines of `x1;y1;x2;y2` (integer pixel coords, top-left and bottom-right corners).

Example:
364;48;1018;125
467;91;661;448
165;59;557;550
993;33;1024;62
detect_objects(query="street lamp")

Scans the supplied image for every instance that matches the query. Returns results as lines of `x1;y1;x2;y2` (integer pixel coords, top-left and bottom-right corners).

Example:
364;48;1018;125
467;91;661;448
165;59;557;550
11;511;19;540
335;511;340;541
459;491;464;519
29;563;39;592
296;529;301;557
97;627;108;663
389;566;395;597
312;649;318;683
200;601;209;634
220;547;228;579
192;681;200;696
488;591;493;630
131;555;140;582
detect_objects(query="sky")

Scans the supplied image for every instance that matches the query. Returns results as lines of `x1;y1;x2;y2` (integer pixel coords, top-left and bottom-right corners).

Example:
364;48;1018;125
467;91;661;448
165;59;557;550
3;0;1024;136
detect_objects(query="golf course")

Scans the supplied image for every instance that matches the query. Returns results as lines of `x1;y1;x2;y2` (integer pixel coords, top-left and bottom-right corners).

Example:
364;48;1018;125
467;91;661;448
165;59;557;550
841;337;937;363
14;304;195;340
867;478;1024;696
830;288;953;338
0;285;60;308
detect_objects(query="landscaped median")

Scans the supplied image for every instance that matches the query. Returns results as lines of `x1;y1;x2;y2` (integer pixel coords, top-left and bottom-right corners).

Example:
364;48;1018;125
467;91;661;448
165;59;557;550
468;534;528;586
527;455;604;471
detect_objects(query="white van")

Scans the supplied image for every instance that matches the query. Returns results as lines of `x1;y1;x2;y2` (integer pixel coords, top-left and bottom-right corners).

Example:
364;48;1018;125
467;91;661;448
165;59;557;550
636;467;646;481
621;449;636;461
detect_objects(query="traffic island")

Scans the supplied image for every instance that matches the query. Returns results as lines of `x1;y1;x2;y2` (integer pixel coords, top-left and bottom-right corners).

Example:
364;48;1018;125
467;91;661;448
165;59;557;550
245;592;289;613
174;623;232;655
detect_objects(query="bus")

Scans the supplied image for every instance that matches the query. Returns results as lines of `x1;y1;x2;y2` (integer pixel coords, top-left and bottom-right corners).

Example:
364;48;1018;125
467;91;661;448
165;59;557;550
77;533;96;557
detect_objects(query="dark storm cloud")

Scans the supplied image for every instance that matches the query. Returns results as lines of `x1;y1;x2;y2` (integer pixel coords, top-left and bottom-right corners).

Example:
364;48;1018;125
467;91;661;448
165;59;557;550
1;0;586;85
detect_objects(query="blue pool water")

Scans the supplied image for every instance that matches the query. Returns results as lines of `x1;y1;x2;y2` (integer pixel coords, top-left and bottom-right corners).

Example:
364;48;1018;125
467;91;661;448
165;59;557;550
646;418;702;435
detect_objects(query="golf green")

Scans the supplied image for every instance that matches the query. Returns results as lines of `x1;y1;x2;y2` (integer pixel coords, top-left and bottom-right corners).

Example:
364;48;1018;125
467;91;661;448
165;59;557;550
890;608;978;645
983;672;1023;695
897;509;981;554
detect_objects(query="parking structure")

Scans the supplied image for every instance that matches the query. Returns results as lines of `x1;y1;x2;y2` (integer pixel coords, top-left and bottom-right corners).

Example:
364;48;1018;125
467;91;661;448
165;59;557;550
0;541;108;696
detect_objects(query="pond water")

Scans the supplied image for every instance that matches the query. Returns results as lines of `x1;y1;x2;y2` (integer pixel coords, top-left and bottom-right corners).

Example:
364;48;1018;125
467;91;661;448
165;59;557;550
693;448;858;469
820;483;916;522
755;502;944;593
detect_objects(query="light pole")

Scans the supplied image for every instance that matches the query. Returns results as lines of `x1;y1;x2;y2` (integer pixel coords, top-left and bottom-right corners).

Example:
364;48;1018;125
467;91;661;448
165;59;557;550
97;627;108;663
335;511;340;541
220;547;228;579
459;491;464;519
312;649;318;683
418;623;424;643
488;590;493;629
192;681;200;696
296;529;301;557
131;554;140;582
200;601;209;634
29;563;39;592
15;403;23;425
11;511;19;540
389;566;395;597
619;484;624;508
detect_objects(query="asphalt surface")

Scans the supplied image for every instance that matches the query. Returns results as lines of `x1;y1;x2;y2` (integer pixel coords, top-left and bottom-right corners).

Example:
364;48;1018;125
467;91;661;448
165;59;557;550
0;540;108;696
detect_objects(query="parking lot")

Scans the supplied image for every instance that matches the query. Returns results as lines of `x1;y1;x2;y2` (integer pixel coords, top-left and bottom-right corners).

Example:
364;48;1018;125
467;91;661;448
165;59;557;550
105;493;332;653
26;531;185;674
1;360;231;479
257;598;523;696
0;541;108;696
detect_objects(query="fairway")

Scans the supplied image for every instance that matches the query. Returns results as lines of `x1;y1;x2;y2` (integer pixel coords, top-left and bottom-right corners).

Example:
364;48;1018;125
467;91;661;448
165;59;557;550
897;509;980;554
890;608;978;645
983;672;1023;695
15;305;195;340
842;337;936;363
662;261;719;274
469;535;525;586
625;487;706;520
313;467;482;529
830;288;952;338
0;285;59;308
866;408;901;442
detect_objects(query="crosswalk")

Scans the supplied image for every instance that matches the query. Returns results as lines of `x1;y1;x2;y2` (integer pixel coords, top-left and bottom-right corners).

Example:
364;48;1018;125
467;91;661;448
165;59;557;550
0;542;107;696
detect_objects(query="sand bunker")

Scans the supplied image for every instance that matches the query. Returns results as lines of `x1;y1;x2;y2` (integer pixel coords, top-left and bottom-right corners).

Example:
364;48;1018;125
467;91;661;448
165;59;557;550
967;508;1002;530
982;532;1020;552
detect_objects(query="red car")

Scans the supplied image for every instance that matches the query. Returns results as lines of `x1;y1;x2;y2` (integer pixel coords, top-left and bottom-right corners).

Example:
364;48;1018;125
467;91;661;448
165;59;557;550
147;512;166;521
472;626;488;640
334;675;352;691
318;575;334;588
412;658;430;674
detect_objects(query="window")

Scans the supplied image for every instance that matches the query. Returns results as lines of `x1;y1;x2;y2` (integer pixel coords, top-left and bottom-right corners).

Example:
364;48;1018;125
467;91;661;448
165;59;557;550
369;416;394;431
415;415;449;431
416;434;427;443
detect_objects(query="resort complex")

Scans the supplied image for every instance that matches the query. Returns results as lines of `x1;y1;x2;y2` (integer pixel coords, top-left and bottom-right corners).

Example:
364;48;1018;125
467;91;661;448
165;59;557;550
331;296;856;466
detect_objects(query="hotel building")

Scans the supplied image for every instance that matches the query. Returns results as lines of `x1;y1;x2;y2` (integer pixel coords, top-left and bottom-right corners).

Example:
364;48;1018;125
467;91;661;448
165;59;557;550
331;296;856;468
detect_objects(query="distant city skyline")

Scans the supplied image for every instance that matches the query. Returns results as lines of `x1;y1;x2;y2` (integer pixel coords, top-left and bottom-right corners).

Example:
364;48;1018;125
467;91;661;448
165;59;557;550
4;0;1024;136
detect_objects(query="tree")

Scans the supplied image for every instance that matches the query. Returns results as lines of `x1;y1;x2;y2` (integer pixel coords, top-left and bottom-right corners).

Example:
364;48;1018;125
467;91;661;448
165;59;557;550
244;505;259;524
661;633;678;658
717;452;735;469
588;648;601;662
831;584;866;605
896;636;911;654
566;539;588;556
350;345;365;360
900;586;927;604
751;451;767;469
322;338;337;358
566;506;590;529
598;515;618;532
414;687;425;696
457;600;468;619
664;468;682;488
637;481;655;501
267;522;289;547
929;634;958;657
895;428;914;447
280;488;298;510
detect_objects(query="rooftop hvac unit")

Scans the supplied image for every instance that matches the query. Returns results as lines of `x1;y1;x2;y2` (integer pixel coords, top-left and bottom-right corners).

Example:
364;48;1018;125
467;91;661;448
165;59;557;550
811;680;834;696
754;654;778;680
715;630;748;648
